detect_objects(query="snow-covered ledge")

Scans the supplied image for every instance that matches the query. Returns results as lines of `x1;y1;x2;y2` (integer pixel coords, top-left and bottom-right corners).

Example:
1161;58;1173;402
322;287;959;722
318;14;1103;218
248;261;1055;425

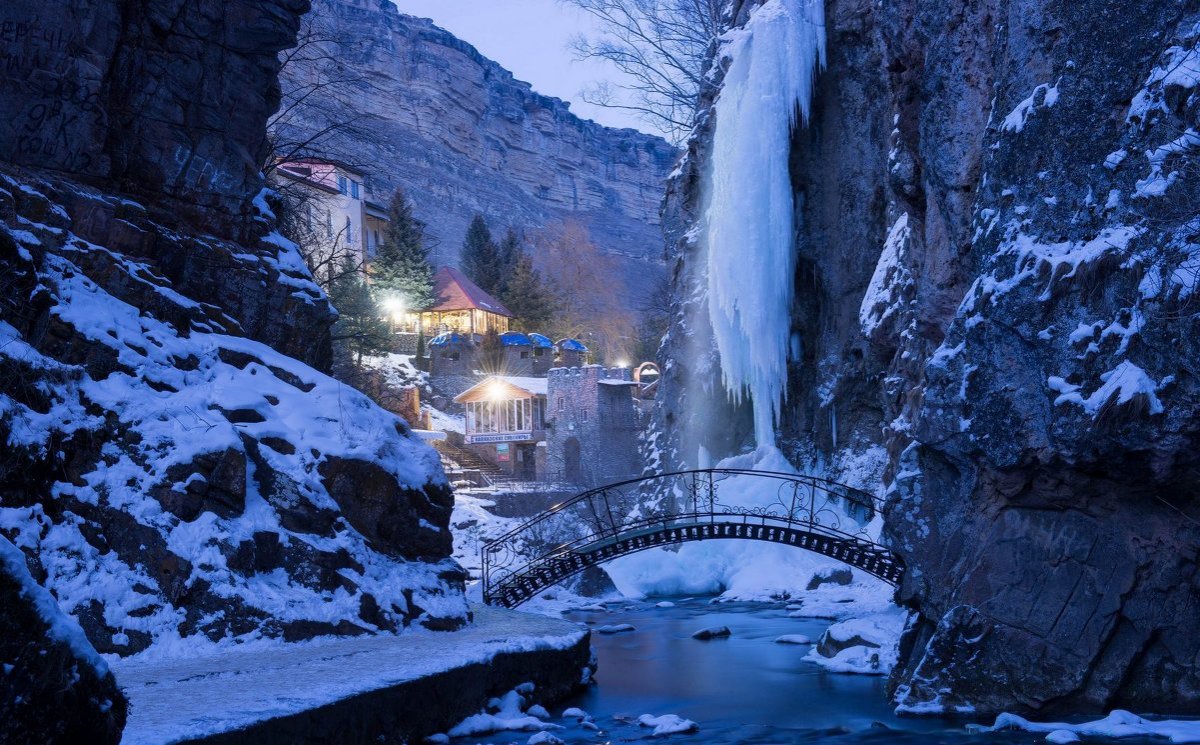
116;605;591;745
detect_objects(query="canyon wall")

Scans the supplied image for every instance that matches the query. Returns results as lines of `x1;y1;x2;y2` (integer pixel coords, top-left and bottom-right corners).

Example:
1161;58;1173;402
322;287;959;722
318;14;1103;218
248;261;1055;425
278;0;679;303
658;0;1200;715
0;0;470;738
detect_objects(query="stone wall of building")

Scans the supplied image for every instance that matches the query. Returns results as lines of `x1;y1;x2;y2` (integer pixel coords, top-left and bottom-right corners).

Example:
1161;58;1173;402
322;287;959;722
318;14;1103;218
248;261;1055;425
546;366;640;485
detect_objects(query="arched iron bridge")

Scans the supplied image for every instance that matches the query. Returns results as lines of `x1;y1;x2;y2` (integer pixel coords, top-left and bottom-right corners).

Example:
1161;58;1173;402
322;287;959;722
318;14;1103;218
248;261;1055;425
481;469;903;608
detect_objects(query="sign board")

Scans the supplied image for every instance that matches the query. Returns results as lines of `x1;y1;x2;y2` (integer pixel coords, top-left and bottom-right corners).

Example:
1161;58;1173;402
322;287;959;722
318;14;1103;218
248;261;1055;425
496;443;510;462
467;432;532;445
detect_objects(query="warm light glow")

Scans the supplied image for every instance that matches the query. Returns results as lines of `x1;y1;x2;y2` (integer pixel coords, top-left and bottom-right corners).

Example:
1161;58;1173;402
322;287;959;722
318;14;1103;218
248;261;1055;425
486;380;507;401
616;359;630;368
380;295;405;318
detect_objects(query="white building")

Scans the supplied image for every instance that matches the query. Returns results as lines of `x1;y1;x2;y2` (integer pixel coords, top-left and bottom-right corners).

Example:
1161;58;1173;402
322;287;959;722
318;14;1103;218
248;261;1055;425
273;158;390;281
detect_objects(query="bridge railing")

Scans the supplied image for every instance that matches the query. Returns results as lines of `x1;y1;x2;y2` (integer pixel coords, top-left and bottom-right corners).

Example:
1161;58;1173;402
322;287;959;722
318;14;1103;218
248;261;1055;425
481;469;884;604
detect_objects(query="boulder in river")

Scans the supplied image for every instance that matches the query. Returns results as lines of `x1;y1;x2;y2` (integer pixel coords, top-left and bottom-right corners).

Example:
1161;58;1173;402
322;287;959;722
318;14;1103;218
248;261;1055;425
691;625;732;640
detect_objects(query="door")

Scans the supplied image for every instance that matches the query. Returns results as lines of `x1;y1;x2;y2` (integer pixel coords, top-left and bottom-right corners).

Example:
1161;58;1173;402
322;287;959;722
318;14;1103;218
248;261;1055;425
564;437;582;484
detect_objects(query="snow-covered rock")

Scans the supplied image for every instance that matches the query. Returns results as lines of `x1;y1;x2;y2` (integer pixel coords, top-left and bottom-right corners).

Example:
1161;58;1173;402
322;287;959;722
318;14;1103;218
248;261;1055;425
806;610;905;675
0;535;127;743
691;625;731;640
637;713;699;736
0;166;468;658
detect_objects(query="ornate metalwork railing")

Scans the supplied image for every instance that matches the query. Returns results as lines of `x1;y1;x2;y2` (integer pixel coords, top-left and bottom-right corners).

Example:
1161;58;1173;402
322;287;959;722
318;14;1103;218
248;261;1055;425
481;469;902;607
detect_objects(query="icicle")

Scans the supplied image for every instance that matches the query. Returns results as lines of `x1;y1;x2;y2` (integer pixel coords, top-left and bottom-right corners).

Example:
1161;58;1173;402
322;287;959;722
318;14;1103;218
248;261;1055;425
704;0;826;447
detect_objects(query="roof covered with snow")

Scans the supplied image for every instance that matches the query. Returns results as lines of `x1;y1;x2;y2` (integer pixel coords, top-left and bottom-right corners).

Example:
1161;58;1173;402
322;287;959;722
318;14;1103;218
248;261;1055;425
429;331;475;347
499;331;532;346
425;266;512;316
454;375;548;403
527;333;554;348
556;338;589;353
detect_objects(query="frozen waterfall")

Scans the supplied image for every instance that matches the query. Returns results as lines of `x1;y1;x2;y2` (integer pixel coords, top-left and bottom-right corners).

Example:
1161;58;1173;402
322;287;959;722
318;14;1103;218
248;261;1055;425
704;0;826;446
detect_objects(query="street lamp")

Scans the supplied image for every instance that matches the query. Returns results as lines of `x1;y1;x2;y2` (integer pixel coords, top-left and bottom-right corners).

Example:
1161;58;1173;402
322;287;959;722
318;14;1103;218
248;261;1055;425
381;295;405;333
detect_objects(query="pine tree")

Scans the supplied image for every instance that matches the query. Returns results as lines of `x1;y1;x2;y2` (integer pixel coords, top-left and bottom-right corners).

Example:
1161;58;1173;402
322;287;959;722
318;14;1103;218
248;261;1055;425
329;257;389;365
460;214;501;295
494;227;522;297
501;252;560;332
372;188;434;311
478;328;506;375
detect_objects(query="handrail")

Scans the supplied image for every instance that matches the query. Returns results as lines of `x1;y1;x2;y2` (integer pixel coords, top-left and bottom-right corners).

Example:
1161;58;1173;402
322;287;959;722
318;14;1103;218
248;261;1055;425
484;468;881;547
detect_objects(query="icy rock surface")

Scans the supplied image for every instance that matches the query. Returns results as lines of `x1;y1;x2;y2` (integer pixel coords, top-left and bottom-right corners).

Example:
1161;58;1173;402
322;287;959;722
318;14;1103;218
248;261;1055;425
655;0;1200;716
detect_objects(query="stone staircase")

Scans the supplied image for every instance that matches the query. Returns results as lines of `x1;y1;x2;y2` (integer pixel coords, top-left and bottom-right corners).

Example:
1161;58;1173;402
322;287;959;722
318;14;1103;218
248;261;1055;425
433;440;502;475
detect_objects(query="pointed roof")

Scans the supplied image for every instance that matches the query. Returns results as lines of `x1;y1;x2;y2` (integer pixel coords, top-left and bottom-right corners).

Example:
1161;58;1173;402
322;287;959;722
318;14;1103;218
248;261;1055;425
455;375;548;403
425;266;513;317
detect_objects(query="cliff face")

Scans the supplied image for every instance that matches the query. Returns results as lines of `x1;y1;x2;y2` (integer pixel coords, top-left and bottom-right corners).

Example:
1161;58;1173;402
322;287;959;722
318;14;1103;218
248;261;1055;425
278;0;679;302
658;0;1200;715
0;2;468;738
0;0;310;239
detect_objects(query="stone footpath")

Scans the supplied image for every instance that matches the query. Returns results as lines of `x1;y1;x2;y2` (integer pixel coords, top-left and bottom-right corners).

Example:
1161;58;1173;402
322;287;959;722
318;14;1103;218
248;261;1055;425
116;605;591;745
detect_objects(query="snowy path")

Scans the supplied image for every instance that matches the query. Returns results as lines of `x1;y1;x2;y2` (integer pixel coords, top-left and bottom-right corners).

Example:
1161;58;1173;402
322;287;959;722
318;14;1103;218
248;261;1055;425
115;605;586;745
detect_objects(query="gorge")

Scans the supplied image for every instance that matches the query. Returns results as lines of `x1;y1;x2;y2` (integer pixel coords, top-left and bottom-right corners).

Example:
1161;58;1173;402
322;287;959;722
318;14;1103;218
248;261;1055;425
2;0;1200;741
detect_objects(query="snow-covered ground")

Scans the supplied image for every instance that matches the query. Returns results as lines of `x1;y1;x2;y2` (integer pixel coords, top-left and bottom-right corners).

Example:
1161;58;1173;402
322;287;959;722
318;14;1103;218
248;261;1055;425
115;604;586;745
361;352;466;433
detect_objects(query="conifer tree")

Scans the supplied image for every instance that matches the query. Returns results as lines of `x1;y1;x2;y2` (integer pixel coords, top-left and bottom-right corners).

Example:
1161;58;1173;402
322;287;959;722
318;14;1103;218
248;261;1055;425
494;227;522;297
478;328;506;375
329;256;389;365
460;214;499;295
501;252;560;332
371;188;433;312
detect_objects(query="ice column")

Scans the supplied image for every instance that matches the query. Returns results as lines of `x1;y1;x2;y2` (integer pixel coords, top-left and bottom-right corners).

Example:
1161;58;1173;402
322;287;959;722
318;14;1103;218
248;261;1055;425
704;0;826;446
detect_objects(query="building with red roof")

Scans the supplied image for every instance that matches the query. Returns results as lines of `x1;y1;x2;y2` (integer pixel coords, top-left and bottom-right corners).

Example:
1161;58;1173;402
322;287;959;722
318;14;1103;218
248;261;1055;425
418;266;513;335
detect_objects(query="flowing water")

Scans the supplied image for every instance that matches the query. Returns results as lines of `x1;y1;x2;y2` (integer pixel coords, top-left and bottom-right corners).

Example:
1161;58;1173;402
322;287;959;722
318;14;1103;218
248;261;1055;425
466;598;1037;745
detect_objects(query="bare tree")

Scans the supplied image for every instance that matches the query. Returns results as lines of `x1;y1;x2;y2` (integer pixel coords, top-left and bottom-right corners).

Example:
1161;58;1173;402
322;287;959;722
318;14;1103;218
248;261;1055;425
530;220;637;363
265;13;388;178
272;187;361;290
563;0;725;143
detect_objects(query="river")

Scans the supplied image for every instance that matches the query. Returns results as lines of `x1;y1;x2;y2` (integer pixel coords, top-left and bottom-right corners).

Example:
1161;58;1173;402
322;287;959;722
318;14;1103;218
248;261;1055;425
464;597;1033;744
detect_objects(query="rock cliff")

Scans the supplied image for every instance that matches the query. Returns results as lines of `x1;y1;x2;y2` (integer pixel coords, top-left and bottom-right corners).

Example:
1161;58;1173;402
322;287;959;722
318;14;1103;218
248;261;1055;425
0;1;469;739
277;0;679;302
657;0;1200;715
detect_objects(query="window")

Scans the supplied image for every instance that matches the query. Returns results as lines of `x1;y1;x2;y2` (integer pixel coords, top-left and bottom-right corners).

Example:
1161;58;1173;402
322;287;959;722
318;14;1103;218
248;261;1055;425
534;348;544;357
350;180;361;199
520;351;529;359
581;408;588;422
337;175;348;194
557;397;564;412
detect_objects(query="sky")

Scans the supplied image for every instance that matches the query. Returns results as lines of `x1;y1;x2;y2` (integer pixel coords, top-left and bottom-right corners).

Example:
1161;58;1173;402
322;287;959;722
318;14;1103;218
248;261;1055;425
393;0;650;135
